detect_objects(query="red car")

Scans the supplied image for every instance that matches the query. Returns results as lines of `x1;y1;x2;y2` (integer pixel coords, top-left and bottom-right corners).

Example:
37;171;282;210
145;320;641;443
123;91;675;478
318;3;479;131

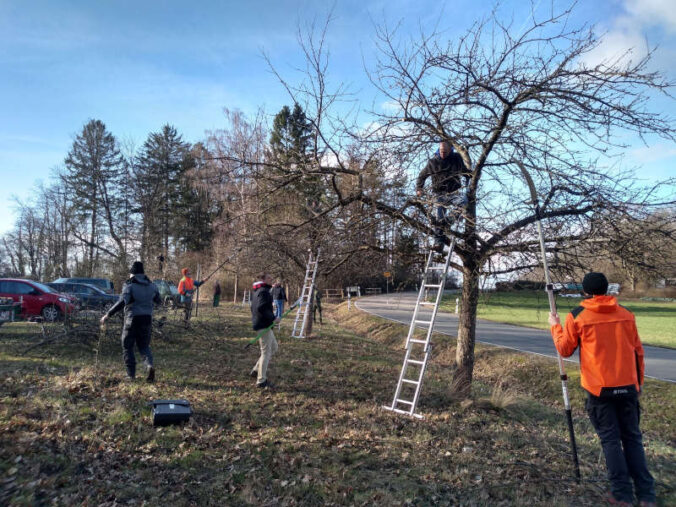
0;278;77;321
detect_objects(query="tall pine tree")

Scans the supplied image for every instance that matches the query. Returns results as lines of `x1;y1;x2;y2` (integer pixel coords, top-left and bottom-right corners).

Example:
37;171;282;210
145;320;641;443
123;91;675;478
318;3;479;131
133;124;192;264
268;104;328;248
63;119;124;276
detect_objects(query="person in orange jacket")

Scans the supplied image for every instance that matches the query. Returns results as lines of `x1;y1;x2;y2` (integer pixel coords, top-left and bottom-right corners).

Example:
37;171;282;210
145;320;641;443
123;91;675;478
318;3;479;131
178;268;204;328
549;272;655;507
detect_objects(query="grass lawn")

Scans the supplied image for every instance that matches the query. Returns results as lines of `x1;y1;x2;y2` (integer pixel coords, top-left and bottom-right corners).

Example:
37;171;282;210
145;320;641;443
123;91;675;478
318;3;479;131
0;303;674;505
439;291;676;349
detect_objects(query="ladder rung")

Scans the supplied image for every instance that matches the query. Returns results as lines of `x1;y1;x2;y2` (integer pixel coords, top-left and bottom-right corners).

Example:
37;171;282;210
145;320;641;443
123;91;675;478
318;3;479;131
401;379;419;385
395;399;413;405
407;359;424;365
382;406;423;419
424;284;441;288
427;266;445;270
408;339;428;344
414;319;431;325
419;301;435;306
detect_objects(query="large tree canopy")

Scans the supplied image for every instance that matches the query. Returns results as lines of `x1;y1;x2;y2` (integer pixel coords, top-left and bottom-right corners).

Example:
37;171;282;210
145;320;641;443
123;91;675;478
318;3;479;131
257;3;675;390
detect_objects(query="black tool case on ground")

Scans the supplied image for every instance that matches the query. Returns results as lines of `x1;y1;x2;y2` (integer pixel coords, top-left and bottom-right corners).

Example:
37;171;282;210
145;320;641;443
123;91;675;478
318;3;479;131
150;399;193;426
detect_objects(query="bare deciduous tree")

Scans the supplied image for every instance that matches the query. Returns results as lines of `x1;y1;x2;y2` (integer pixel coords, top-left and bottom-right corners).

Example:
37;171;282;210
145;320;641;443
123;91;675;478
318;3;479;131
257;3;675;391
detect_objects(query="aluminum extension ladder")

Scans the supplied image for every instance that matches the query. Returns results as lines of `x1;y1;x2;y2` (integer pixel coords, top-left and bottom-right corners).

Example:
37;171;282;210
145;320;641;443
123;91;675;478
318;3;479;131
383;236;458;418
291;249;320;339
241;290;251;307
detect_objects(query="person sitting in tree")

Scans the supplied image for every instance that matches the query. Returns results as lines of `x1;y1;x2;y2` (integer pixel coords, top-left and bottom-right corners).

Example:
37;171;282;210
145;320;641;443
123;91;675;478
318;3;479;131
178;267;205;328
416;140;469;252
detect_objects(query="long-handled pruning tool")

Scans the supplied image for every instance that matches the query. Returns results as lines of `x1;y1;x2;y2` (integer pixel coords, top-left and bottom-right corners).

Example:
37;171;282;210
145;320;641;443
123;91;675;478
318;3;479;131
516;161;581;482
200;246;243;284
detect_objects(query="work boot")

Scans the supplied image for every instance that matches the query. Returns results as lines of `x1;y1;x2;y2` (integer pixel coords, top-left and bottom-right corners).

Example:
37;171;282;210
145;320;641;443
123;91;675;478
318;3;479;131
256;379;272;389
146;366;155;383
249;369;258;378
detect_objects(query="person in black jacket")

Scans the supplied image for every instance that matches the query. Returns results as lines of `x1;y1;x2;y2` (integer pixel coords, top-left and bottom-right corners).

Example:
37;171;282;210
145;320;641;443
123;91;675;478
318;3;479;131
213;280;221;307
249;272;280;388
416;141;468;252
100;261;161;382
312;288;323;324
271;281;287;319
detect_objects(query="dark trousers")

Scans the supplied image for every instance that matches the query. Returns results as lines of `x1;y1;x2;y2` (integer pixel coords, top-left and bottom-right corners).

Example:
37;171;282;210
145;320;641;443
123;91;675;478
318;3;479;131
586;392;655;503
181;298;193;322
432;192;467;246
313;303;322;323
121;315;153;378
213;294;220;307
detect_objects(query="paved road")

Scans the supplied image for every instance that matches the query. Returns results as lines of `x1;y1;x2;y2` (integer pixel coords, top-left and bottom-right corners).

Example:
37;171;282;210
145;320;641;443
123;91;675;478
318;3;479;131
355;293;676;383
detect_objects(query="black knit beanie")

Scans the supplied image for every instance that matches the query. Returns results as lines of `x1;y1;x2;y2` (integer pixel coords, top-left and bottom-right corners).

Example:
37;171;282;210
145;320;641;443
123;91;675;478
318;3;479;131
582;272;608;296
130;261;145;275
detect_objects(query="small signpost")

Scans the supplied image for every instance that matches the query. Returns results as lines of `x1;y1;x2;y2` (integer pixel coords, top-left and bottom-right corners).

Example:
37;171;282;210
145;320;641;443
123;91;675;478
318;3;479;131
384;271;392;295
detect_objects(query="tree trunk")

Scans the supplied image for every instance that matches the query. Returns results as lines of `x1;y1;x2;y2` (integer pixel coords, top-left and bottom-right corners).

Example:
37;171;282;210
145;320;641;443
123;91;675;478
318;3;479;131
140;220;147;264
453;262;479;395
453;180;479;396
233;271;239;303
89;205;97;277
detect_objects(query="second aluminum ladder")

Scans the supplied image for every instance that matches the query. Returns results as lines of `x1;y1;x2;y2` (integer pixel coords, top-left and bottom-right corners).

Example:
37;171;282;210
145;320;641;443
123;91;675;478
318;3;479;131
291;249;320;339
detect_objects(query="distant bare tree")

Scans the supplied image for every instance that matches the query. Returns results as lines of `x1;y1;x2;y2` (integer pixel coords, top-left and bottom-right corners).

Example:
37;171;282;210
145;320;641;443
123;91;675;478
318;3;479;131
588;209;676;292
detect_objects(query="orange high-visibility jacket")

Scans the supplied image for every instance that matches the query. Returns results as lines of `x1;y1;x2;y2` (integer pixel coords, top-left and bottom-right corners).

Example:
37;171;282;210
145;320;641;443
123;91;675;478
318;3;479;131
178;277;196;295
550;295;645;396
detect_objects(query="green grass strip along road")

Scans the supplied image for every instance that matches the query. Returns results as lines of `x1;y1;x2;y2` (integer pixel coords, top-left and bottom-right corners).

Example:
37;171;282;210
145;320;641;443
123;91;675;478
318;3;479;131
440;291;675;349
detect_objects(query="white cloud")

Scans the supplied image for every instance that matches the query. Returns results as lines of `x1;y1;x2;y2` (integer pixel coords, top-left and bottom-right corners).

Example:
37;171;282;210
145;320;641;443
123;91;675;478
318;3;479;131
380;100;402;114
580;24;648;68
624;0;676;32
629;143;676;164
360;121;383;137
579;0;675;68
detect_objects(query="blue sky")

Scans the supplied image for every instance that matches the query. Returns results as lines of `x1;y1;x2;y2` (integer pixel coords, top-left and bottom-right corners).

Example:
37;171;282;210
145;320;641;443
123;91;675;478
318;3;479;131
1;0;674;234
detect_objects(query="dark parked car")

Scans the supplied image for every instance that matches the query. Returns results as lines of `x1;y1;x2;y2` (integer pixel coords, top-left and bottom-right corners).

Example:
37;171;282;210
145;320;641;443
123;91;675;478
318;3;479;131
52;277;115;294
154;279;180;308
47;282;119;310
0;278;77;321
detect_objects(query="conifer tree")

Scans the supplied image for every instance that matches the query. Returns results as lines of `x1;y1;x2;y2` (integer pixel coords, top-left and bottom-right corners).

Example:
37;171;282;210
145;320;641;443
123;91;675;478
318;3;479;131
63;119;124;276
133;124;191;263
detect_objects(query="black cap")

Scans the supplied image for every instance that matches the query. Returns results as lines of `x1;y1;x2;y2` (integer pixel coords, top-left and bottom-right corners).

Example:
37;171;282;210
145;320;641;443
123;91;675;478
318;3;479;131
582;272;608;296
130;261;145;275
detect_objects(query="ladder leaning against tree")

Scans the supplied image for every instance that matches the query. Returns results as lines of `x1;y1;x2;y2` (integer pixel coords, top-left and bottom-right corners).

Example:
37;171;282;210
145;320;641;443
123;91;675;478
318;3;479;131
383;218;463;419
291;249;320;339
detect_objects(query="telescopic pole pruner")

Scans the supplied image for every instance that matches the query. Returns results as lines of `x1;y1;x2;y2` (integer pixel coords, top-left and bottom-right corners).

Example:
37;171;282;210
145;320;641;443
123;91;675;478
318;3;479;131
516;161;581;482
201;246;244;284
